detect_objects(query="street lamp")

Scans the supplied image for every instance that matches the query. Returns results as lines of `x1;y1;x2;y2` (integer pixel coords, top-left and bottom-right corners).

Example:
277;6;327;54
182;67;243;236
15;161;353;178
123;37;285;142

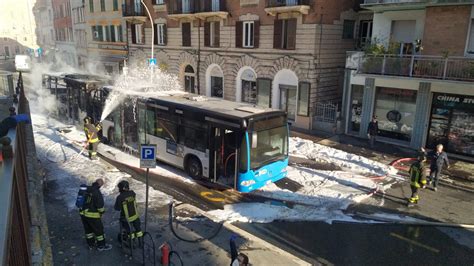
141;0;154;83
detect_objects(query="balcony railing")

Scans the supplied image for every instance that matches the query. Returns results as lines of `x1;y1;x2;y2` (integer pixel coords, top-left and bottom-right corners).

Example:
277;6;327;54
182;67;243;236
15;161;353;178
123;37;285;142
353;53;474;82
266;0;310;7
363;0;426;4
168;0;227;15
122;3;145;17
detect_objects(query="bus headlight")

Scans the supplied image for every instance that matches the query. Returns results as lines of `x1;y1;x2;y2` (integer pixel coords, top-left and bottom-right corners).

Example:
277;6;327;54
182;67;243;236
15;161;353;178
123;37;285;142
241;180;256;187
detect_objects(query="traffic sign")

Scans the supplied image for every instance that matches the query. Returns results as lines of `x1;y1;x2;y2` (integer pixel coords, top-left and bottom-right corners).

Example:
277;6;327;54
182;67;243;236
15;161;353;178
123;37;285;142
140;144;156;168
148;58;157;66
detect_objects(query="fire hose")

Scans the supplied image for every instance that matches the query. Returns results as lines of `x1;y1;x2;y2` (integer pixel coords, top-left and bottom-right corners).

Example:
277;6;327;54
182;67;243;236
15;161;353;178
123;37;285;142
168;202;224;243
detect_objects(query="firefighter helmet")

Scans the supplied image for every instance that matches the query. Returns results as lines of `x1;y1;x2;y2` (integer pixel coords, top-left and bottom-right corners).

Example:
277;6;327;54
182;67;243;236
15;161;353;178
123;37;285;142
118;180;129;192
83;116;92;124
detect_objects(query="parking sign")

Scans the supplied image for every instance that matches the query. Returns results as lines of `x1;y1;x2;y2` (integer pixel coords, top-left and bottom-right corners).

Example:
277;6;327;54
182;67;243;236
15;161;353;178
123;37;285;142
140;144;157;168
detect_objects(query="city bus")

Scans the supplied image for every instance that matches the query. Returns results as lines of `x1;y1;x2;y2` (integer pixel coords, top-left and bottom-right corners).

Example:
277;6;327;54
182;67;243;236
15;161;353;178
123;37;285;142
135;94;289;192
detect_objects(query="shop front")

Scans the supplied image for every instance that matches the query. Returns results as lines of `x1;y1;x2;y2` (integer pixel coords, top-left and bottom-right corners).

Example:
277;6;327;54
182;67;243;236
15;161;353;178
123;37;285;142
427;93;474;157
373;87;417;143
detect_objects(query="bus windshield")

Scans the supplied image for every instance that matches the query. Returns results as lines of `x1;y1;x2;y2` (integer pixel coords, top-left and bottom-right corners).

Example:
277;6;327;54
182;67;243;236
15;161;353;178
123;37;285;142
248;117;288;170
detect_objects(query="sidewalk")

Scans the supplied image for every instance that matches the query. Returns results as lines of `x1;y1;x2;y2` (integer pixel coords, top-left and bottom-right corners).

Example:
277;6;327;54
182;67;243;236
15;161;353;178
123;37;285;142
291;131;474;191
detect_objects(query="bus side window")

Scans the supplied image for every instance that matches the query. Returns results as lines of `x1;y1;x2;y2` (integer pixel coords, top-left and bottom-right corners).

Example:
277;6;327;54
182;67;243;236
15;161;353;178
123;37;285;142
156;118;178;142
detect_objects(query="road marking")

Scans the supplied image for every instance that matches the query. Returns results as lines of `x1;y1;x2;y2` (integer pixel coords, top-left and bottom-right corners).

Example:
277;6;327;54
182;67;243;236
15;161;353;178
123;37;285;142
390;232;440;253
200;191;225;202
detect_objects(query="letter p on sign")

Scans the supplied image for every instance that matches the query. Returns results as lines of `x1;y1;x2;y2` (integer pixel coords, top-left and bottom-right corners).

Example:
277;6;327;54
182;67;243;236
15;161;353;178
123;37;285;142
140;144;157;168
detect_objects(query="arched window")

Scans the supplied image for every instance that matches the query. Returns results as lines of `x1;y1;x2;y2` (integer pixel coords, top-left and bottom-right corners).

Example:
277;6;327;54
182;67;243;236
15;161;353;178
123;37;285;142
210;66;223;98
184;65;195;93
241;69;257;104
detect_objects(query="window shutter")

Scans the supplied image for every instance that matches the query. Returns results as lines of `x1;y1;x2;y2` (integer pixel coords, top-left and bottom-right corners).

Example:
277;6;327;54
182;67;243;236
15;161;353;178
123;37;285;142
176;0;182;13
154;24;158;45
204;0;211;11
182;22;191;46
131;24;137;43
236;21;243;48
273;19;282;49
204;22;210;47
253;21;260;48
287;18;297;50
214;21;220;47
163;24;167;45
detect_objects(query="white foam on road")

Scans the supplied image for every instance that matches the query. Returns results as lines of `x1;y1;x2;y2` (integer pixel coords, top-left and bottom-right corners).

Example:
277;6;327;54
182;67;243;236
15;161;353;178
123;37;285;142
32;114;172;212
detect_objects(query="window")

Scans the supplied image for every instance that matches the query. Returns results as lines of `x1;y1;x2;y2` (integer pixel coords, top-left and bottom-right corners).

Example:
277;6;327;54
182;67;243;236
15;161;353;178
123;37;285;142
155;0;164;4
342;20;355;39
348;85;364;133
178;119;207;152
92;25;104;41
4;46;10;57
243;21;254;48
156;118;178;142
100;0;105;11
110;25;116;42
241;69;257;104
467;19;474;54
145;107;156;135
105;25;111;42
256;78;271;108
274;19;296;49
297;82;310;116
374;87;418;142
182;22;191;47
89;0;94;12
205;21;220;47
359;20;372;48
118;25;123;42
131;24;143;44
211;76;223;97
391;20;416;55
113;0;118;11
155;24;166;45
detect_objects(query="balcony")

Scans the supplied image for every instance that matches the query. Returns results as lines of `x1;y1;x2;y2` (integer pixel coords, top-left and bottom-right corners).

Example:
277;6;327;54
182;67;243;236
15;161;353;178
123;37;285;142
122;3;147;23
264;0;310;16
168;0;228;20
361;0;474;11
349;52;474;82
195;0;228;19
168;0;197;19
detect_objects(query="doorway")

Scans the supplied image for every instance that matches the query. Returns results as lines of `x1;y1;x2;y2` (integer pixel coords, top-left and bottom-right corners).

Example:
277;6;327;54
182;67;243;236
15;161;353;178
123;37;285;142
279;85;297;121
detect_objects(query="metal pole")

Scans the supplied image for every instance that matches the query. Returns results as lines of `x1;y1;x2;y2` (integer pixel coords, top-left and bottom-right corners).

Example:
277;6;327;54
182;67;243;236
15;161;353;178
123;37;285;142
144;168;149;232
141;0;154;83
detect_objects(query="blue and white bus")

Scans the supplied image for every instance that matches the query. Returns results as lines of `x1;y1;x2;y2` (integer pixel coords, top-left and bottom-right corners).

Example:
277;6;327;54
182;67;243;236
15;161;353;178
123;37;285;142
136;94;289;192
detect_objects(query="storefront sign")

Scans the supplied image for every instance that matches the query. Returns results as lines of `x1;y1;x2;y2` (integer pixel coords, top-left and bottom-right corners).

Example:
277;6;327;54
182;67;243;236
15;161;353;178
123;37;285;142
434;94;474;109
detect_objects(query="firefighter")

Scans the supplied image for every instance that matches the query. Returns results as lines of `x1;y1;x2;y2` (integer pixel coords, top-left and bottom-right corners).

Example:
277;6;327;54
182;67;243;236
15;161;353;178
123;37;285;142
408;155;427;205
114;180;143;247
79;178;112;251
83;116;101;160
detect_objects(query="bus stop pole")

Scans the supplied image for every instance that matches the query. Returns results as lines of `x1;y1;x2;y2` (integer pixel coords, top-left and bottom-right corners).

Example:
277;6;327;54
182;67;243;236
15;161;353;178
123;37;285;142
144;168;149;233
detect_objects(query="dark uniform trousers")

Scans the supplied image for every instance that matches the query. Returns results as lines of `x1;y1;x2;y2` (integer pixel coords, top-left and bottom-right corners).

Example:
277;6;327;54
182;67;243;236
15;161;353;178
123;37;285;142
121;217;143;240
80;215;106;247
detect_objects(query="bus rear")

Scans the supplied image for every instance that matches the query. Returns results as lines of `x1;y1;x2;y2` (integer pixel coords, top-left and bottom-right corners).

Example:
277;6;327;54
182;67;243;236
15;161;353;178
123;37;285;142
238;114;289;192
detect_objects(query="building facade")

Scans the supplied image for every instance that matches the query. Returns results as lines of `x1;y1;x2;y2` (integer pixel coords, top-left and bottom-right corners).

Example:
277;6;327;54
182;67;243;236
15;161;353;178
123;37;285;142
84;0;128;74
343;1;474;159
123;0;360;131
0;0;38;58
33;0;56;60
52;0;77;65
71;0;88;67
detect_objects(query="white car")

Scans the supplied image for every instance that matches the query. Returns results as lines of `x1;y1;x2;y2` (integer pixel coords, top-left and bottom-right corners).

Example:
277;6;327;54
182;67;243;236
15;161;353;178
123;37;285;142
15;55;31;72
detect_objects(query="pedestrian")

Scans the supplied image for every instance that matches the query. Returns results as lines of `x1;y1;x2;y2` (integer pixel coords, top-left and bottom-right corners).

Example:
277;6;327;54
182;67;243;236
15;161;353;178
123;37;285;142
427;144;450;192
78;178;112;251
83;116;101;160
9;106;16;116
114;180;144;248
408;154;427;205
367;115;378;148
230;235;249;266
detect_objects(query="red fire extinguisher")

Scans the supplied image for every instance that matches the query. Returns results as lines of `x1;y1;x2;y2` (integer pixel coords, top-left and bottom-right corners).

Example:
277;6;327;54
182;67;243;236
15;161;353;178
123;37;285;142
160;242;170;266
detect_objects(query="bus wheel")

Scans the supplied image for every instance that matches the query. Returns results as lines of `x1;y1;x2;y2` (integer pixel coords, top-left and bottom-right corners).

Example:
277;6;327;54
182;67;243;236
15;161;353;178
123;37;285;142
185;156;202;179
107;128;115;145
